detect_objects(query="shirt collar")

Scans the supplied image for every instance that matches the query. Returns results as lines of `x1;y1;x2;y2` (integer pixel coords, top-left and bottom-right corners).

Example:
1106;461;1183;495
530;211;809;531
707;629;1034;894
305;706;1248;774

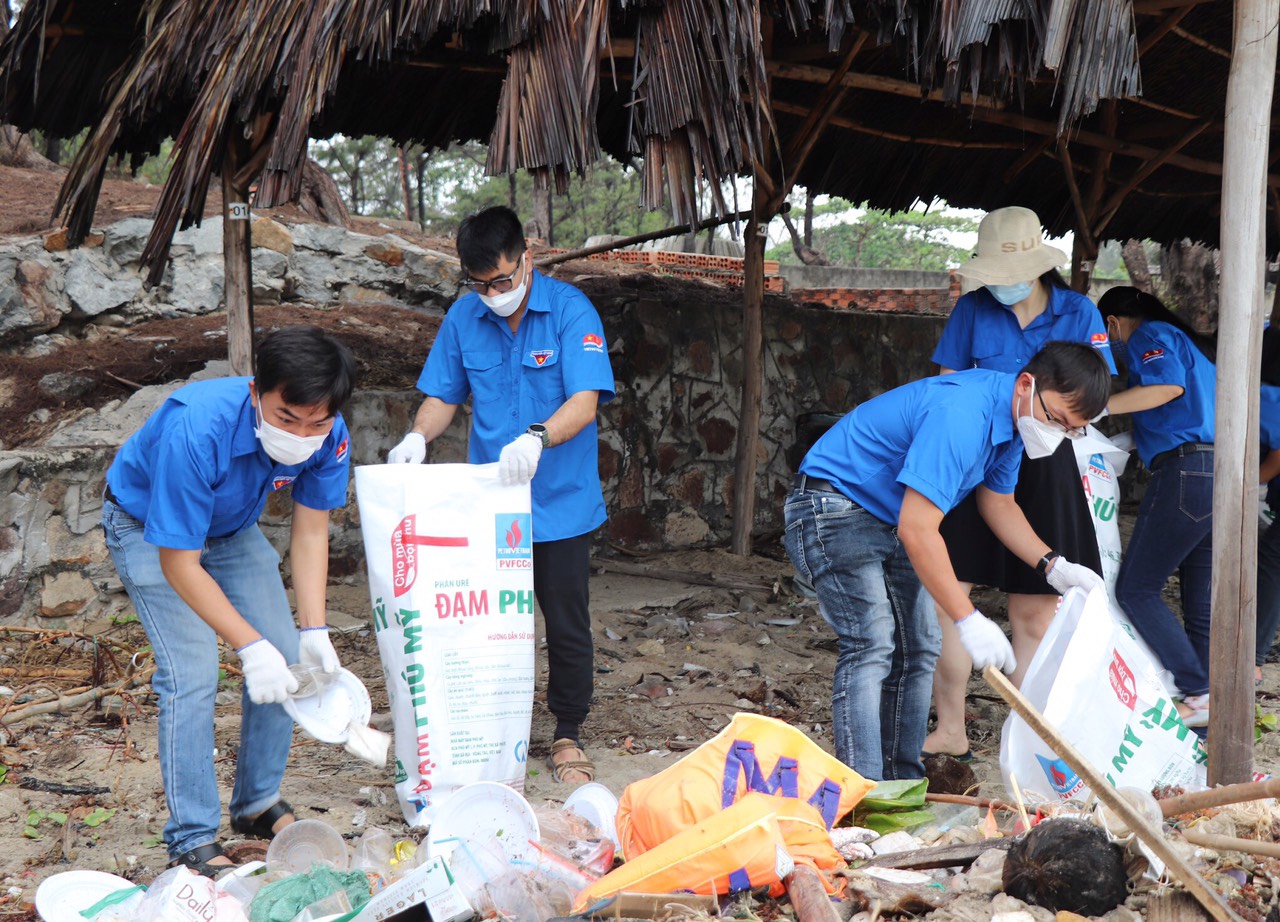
233;392;264;458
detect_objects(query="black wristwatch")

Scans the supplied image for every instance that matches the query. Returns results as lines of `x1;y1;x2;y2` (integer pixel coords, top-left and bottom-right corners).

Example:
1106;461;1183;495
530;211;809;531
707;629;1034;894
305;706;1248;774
1036;550;1061;575
526;423;550;448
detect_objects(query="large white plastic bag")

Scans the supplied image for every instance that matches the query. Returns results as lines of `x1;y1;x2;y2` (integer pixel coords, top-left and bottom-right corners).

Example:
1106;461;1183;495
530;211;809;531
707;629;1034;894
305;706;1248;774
1073;429;1177;692
356;462;535;826
1000;587;1207;802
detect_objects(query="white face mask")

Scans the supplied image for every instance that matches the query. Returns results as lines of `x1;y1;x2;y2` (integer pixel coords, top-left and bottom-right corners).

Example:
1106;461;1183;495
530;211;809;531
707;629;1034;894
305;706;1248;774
1016;377;1068;460
255;403;328;466
988;281;1033;306
479;258;529;317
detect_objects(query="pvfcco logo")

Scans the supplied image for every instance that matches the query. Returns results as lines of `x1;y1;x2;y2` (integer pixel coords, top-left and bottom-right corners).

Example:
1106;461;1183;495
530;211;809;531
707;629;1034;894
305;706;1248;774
496;513;533;570
1109;649;1138;710
1035;754;1086;799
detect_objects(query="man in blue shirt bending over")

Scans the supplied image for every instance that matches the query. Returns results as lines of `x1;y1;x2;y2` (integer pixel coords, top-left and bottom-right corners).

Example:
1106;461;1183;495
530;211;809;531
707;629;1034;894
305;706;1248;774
102;325;356;875
388;206;615;786
786;341;1109;781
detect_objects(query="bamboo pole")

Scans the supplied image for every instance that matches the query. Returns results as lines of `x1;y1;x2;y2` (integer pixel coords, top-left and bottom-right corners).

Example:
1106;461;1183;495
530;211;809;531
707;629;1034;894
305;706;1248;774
1158;778;1280;816
1209;0;1278;785
1182;829;1280;859
983;666;1242;922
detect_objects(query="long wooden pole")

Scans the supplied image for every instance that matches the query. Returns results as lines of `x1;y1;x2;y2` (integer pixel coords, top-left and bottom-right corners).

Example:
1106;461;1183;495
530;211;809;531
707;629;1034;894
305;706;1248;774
984;666;1242;922
1158;777;1280;817
222;153;254;377
1209;0;1278;785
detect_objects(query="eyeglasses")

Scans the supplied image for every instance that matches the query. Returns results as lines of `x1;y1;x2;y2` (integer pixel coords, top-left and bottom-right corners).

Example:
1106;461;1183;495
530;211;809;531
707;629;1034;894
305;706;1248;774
1037;390;1088;439
465;255;524;294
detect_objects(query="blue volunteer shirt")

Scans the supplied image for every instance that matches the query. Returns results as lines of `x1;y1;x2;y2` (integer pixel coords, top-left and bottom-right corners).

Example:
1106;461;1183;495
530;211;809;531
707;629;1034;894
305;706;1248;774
799;370;1024;525
933;285;1117;375
1260;385;1280;510
1122;320;1216;467
419;270;616;542
105;377;352;549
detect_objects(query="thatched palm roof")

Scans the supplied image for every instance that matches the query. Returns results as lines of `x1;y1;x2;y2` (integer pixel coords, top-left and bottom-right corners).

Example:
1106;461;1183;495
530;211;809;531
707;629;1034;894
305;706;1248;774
1;0;1148;277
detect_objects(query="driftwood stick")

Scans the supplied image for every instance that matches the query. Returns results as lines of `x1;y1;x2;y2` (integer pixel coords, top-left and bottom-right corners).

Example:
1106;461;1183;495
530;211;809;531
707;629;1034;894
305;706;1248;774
849;838;1015;870
1182;829;1280;859
925;792;1020;813
984;666;1242;922
589;557;778;593
0;669;154;726
1159;778;1280;817
785;864;841;922
19;778;111;796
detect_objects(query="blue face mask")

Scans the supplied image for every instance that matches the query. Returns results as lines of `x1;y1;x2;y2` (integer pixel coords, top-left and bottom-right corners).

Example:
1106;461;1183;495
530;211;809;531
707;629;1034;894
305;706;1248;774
987;281;1033;306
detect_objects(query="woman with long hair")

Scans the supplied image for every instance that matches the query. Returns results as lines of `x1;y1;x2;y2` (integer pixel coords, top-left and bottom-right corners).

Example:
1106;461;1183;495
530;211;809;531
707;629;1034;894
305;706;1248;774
1099;285;1217;727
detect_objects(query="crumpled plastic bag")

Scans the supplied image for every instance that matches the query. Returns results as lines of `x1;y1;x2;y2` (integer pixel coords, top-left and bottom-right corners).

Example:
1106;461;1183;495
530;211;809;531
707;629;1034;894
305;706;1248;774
249;866;371;922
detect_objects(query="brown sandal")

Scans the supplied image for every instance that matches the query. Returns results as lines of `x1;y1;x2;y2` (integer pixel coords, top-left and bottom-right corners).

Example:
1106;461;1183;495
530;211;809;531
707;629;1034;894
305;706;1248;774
546;738;596;783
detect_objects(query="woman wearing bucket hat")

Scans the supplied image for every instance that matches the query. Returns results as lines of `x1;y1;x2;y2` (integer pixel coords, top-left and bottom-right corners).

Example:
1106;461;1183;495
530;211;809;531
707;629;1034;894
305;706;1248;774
1099;286;1217;728
923;206;1116;761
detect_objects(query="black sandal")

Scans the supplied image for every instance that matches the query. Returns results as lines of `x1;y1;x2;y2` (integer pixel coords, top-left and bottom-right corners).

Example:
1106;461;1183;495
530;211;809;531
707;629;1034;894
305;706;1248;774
171;841;235;878
230;799;295;839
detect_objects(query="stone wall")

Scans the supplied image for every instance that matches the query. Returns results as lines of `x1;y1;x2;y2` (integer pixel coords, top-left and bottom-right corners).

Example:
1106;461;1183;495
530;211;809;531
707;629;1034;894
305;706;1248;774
0;222;950;625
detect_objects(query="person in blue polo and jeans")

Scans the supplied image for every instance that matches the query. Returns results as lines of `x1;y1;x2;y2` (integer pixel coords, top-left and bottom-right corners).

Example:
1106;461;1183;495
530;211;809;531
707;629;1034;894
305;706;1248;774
388;205;615;785
101;325;356;875
785;341;1110;780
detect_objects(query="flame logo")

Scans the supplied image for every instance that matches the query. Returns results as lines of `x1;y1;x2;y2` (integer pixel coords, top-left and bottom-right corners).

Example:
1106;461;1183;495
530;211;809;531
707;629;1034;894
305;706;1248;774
1050;763;1067;786
506;518;522;549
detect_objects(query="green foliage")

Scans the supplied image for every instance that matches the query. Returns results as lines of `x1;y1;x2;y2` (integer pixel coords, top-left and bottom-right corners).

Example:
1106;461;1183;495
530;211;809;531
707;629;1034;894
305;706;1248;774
143;833;166;849
83;807;116;828
308;137;673;247
768;198;976;270
24;809;67;839
1256;704;1277;742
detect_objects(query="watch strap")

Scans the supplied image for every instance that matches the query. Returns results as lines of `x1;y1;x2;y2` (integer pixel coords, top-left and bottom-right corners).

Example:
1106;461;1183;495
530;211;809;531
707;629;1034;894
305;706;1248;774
1036;551;1060;575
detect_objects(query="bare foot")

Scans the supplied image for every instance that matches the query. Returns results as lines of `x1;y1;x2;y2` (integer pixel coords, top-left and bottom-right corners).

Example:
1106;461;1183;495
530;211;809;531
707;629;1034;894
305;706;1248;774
921;729;970;757
551;744;593;784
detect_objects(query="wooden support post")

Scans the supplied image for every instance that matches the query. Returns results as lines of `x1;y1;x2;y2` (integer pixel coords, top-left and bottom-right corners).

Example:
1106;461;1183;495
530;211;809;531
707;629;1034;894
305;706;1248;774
731;189;770;556
222;153;255;377
1210;0;1278;785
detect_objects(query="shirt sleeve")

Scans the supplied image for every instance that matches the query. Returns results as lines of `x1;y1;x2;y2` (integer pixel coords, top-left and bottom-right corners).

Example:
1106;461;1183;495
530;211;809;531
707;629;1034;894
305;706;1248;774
142;414;221;550
418;303;471;403
1129;324;1189;390
292;415;352;511
932;294;977;371
983;441;1023;495
557;289;617;403
896;401;992;513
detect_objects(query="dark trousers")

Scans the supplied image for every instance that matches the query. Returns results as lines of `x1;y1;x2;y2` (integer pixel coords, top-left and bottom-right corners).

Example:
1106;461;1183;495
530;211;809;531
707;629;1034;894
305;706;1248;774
533;532;593;739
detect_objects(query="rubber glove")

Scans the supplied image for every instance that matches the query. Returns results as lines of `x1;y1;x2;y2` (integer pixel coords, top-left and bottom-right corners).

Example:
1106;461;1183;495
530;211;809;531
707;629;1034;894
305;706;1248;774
299;626;340;674
955;610;1016;674
1045;557;1106;596
388;432;427;464
236;638;299;705
498;433;543;485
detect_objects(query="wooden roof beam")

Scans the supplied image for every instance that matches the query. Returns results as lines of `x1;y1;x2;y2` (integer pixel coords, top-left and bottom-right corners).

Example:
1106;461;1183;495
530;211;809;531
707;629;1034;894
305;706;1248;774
766;60;1006;110
772;60;1235;179
1092;120;1213;237
771;99;1025;148
1132;0;1216;12
1138;6;1195;54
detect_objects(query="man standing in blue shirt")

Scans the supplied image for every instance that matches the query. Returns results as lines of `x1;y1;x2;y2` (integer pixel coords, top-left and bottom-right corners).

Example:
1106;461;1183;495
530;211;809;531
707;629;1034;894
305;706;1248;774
102;326;357;875
389;206;615;785
785;342;1109;780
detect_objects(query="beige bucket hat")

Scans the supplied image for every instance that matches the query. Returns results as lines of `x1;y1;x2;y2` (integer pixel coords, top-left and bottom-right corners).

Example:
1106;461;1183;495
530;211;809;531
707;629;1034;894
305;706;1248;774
956;206;1068;285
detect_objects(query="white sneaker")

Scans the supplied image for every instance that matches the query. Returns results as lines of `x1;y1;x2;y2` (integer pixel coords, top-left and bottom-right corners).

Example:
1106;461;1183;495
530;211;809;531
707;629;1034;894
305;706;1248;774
1180;694;1210;728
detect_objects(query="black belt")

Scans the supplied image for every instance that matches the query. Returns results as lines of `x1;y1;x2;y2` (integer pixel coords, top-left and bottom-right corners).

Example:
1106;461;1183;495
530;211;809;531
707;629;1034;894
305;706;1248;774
1150;442;1213;470
103;484;119;505
793;474;842;495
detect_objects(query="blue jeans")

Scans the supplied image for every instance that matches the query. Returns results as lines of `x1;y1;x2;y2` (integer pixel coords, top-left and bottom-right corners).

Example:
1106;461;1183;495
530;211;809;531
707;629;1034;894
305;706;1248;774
783;490;940;781
102;500;299;859
1258;502;1280;666
1116;450;1213;696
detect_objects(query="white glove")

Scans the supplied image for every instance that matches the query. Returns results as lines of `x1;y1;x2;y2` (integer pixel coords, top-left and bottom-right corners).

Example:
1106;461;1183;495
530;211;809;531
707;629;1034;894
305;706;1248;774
954;610;1017;674
298;626;340;674
1045;557;1106;596
388;432;426;464
236;638;299;705
498;433;543;485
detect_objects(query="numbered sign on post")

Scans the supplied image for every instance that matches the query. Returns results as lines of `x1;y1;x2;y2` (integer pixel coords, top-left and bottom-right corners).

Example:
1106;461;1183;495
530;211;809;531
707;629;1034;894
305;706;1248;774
228;202;250;220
